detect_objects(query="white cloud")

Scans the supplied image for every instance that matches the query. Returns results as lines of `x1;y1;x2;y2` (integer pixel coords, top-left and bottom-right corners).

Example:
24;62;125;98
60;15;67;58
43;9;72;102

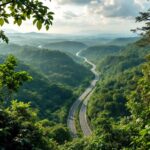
63;11;79;19
85;0;142;18
3;0;149;35
56;0;91;5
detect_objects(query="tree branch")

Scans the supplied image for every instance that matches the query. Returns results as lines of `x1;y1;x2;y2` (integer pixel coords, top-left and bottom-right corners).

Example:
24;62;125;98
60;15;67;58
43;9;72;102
0;0;13;7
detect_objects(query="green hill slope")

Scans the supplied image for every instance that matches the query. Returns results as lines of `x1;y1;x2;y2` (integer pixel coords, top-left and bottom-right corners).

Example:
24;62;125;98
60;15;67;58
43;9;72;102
0;44;94;123
0;44;93;88
108;37;139;46
17;63;75;123
85;43;150;149
81;45;123;63
0;56;75;123
44;41;87;54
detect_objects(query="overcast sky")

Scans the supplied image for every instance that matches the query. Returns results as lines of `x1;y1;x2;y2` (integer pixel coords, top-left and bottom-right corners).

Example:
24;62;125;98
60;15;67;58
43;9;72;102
3;0;150;35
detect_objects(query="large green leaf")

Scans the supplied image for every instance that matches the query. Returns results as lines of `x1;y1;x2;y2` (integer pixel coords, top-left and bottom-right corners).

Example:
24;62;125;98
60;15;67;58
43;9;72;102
37;20;42;30
0;18;4;26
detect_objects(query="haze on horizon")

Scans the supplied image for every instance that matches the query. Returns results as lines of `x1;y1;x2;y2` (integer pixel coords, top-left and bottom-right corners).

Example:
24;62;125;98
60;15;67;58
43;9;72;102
2;0;149;36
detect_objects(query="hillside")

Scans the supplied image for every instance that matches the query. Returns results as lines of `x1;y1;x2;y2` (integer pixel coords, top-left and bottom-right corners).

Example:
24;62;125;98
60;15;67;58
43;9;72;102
0;44;93;88
44;41;87;54
0;43;94;123
7;32;70;47
17;62;76;122
81;45;123;64
85;42;150;149
0;0;149;149
0;55;75;122
108;37;139;45
60;38;150;149
98;44;150;74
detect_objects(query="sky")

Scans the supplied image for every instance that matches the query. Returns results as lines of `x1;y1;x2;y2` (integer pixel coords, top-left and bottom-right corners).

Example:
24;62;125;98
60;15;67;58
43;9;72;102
3;0;150;35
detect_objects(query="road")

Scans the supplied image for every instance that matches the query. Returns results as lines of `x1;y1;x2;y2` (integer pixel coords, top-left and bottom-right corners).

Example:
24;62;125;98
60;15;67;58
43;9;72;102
67;50;99;137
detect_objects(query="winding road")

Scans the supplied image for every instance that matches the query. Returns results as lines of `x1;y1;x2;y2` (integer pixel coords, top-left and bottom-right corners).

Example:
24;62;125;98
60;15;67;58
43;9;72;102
67;50;99;138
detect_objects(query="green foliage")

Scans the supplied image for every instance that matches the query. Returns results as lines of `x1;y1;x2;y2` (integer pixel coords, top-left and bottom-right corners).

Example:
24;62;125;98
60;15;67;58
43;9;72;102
49;125;71;144
0;100;58;150
1;5;149;149
81;45;123;64
0;55;32;102
132;8;150;46
0;0;54;43
0;30;8;43
135;9;150;34
86;42;150;149
60;138;86;150
77;27;150;149
98;54;145;77
0;44;93;122
19;81;75;122
126;55;150;149
0;44;93;87
60;46;150;149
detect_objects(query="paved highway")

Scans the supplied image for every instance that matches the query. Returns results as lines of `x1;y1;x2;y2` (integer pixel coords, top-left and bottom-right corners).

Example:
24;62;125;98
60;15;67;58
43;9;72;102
67;50;99;137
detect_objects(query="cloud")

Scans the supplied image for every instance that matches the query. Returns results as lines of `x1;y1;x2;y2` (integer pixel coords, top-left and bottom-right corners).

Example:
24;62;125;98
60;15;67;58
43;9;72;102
56;0;143;18
56;0;92;5
85;0;142;18
8;0;146;35
51;0;145;34
63;11;79;19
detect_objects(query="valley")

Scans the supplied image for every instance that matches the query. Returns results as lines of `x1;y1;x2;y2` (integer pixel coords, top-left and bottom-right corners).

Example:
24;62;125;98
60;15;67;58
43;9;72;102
0;41;93;123
0;1;149;149
0;32;149;150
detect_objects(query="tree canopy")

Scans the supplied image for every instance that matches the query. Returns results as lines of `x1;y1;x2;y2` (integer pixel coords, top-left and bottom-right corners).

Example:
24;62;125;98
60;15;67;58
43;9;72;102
0;55;32;102
132;8;150;46
0;0;54;43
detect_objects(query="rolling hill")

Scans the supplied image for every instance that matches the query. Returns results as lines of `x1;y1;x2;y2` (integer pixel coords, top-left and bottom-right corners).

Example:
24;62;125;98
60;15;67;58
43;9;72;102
81;45;123;64
108;37;139;46
0;43;94;123
0;44;93;87
44;41;87;54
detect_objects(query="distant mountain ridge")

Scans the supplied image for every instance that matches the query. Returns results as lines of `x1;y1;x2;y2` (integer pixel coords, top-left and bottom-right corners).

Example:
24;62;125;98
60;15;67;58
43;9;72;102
44;41;87;54
109;37;139;45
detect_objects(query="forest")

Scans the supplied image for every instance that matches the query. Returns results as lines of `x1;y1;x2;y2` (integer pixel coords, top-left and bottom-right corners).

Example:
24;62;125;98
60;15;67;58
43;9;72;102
0;0;149;150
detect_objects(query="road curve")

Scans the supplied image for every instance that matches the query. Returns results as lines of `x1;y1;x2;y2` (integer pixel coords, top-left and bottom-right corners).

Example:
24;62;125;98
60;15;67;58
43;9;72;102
67;50;99;138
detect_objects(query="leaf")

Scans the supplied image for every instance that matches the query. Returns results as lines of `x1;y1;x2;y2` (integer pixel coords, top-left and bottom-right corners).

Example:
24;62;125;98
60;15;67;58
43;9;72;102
27;15;30;19
0;18;4;26
17;19;22;26
48;15;53;20
33;19;37;25
48;12;54;15
37;20;42;30
46;25;49;31
4;18;9;24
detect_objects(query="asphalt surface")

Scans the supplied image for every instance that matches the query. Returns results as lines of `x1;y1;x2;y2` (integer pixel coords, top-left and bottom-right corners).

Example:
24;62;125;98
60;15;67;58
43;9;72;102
67;51;99;138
